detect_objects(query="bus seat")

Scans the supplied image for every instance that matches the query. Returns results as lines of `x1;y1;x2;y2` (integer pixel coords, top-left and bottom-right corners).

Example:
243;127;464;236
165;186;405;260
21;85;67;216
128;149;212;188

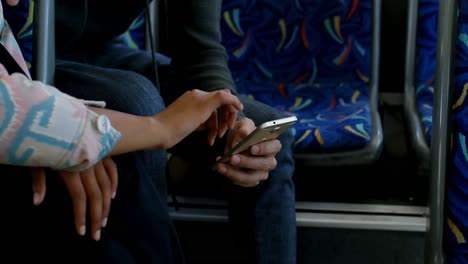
3;0;33;73
4;0;54;85
220;0;383;166
414;0;437;146
421;0;468;262
122;7;172;66
404;0;438;174
122;14;147;50
122;0;384;166
444;0;468;261
4;1;153;62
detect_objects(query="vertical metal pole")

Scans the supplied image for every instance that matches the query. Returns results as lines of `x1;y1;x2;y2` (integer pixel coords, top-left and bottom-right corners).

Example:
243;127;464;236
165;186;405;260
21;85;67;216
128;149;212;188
370;0;382;108
145;0;158;52
404;0;432;164
425;0;458;263
404;0;418;97
32;0;55;85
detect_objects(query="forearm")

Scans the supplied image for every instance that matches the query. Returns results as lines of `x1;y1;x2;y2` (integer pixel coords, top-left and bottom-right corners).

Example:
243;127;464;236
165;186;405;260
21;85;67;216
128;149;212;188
88;107;166;155
0;7;125;171
0;70;121;171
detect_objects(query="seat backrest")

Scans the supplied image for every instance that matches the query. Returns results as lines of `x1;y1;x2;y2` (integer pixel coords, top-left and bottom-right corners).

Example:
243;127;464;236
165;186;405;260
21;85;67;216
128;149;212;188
220;0;372;89
123;14;146;50
220;0;383;157
3;0;33;71
414;0;438;145
445;1;468;262
5;1;154;75
3;0;54;85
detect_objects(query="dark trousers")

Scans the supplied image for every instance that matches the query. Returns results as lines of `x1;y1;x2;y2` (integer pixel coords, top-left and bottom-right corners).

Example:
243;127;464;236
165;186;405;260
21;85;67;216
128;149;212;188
1;60;183;264
2;42;297;264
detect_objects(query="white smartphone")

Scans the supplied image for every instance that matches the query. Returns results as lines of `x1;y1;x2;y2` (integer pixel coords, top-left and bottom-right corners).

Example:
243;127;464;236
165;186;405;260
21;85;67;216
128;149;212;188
213;115;298;168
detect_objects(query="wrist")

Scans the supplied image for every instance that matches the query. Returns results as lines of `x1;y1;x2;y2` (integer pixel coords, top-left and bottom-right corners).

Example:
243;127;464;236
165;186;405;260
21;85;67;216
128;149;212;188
147;115;170;150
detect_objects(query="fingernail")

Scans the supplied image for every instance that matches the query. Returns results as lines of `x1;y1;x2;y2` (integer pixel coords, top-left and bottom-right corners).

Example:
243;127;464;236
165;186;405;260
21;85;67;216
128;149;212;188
94;230;101;241
33;193;40;205
218;130;226;138
251;145;259;154
218;165;227;174
112;192;116;199
102;218;108;228
231;155;240;165
79;225;86;236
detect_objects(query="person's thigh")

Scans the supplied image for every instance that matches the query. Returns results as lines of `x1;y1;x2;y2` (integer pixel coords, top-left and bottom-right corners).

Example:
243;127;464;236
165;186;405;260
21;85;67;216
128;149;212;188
55;59;171;203
87;39;171;82
234;95;297;264
80;41;183;106
163;95;297;263
5;61;183;263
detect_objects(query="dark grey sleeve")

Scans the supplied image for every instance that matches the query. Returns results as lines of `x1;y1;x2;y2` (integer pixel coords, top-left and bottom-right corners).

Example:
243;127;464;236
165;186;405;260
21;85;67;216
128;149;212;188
166;0;240;96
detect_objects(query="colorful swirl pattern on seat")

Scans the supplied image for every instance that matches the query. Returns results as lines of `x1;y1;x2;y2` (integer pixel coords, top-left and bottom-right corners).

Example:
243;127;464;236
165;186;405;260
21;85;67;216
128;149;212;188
220;0;373;152
4;2;147;66
3;0;33;71
415;0;438;145
446;1;468;262
122;14;146;50
0;1;121;171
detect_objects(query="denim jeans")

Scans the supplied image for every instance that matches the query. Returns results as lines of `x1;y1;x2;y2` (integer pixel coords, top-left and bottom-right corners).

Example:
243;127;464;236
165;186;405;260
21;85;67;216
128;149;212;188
32;42;297;263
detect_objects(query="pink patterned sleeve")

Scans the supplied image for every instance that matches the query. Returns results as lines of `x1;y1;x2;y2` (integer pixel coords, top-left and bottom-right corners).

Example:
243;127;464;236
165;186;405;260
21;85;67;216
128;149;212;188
0;65;121;171
0;2;121;171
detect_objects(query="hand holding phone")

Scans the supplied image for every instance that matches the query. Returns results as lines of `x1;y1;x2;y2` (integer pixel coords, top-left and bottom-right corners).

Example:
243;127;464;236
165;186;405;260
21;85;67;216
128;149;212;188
213;116;297;168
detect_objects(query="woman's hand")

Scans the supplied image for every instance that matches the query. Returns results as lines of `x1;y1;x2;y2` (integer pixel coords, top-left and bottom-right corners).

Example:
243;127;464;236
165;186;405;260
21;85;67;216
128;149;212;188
5;0;19;6
155;89;243;148
31;157;118;241
87;89;242;155
203;89;240;146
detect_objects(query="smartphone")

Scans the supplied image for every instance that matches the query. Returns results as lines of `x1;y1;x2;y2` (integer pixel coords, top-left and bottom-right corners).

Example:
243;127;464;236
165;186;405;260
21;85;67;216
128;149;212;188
213;115;298;168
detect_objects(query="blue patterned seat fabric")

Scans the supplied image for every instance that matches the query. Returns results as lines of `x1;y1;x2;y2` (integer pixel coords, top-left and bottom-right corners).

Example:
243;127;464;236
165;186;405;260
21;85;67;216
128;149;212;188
446;1;468;262
3;1;147;68
415;0;438;146
122;14;146;50
3;0;33;71
220;0;373;153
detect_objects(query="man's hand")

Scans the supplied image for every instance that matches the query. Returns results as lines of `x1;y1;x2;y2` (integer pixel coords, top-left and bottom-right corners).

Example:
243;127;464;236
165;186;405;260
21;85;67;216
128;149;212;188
5;0;19;6
31;157;118;241
214;118;282;187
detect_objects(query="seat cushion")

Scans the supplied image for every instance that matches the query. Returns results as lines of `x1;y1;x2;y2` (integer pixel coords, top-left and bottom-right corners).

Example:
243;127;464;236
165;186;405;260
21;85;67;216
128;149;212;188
236;79;371;152
221;0;373;152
